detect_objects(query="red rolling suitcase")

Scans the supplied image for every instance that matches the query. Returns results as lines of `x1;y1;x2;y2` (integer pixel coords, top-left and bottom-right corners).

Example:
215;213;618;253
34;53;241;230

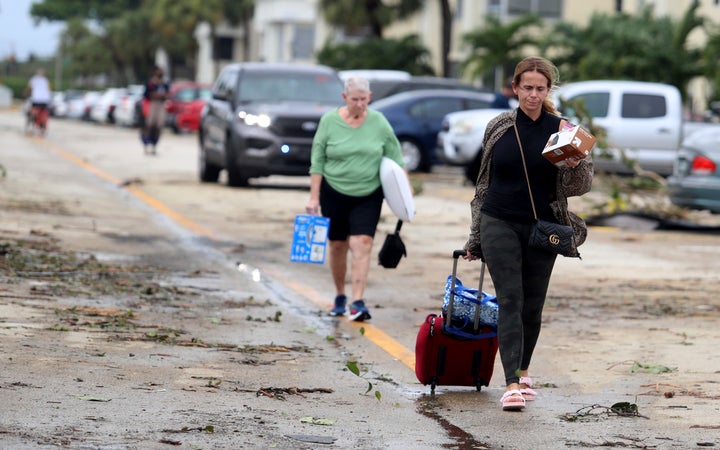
415;250;498;394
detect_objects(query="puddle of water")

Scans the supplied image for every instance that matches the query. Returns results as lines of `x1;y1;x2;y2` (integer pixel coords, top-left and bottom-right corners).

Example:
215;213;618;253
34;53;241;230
415;394;493;449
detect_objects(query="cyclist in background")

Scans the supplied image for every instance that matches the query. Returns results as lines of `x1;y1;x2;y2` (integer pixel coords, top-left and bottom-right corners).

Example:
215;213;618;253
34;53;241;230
24;69;52;135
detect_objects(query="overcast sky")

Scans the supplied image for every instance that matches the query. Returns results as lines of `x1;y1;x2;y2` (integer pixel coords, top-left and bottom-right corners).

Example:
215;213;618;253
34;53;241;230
0;0;63;61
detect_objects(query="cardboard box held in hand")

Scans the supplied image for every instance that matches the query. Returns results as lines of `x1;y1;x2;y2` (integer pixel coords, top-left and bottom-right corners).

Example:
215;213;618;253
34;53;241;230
542;125;596;167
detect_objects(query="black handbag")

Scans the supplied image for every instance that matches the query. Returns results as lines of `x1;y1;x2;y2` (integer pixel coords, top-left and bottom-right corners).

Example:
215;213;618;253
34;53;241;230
378;219;407;268
513;124;575;257
528;218;574;256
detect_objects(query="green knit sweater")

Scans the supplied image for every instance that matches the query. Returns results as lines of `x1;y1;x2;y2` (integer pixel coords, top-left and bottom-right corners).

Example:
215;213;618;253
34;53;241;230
309;108;404;196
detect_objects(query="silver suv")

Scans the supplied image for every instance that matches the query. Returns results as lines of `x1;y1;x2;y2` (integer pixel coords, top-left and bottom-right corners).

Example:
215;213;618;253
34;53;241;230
199;63;344;186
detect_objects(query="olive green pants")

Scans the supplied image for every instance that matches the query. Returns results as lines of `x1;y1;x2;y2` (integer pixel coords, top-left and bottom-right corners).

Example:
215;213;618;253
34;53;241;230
480;213;557;385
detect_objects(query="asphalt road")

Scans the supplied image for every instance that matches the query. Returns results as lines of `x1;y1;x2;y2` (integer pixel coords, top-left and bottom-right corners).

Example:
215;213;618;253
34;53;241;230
1;110;719;449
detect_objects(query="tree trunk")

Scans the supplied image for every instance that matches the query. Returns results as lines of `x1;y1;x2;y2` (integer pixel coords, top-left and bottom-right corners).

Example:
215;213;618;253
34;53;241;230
366;0;383;38
440;0;452;77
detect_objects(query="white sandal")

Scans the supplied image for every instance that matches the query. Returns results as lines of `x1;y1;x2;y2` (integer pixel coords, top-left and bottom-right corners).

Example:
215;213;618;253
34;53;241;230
519;376;538;401
500;389;526;411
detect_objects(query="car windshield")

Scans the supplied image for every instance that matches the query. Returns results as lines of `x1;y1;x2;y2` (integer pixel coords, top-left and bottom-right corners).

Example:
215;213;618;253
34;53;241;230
237;71;342;104
175;88;198;102
199;87;212;100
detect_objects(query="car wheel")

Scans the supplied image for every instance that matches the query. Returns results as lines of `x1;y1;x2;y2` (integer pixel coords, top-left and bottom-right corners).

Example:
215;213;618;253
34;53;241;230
199;134;221;183
225;137;249;187
400;139;424;173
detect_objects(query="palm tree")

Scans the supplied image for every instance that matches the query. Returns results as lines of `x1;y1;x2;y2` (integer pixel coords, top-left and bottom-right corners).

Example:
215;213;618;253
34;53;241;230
461;14;542;89
319;0;424;39
545;1;704;94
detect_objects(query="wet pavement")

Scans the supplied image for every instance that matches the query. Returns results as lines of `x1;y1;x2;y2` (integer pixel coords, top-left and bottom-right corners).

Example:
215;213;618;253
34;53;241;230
1;109;719;449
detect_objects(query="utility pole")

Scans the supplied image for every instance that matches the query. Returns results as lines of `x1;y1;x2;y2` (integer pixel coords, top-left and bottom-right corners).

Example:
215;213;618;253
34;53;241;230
54;45;62;90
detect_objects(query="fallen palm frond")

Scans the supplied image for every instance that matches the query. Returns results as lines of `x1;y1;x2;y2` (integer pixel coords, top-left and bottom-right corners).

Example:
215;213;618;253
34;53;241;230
561;402;649;422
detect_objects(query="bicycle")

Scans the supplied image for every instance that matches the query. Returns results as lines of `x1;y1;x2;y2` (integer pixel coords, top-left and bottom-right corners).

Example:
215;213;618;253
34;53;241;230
25;102;49;136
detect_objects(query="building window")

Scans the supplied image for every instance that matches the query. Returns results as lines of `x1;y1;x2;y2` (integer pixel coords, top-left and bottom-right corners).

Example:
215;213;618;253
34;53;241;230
455;0;464;19
488;0;502;15
537;0;561;17
508;0;531;15
213;37;234;61
292;25;315;60
502;0;562;18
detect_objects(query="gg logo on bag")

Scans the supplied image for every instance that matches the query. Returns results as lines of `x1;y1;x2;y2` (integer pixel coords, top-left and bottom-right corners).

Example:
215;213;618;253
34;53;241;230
548;234;560;245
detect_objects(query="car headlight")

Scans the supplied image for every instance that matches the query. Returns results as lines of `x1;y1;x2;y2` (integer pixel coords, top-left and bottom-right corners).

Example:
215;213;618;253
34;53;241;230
238;111;271;128
450;119;476;135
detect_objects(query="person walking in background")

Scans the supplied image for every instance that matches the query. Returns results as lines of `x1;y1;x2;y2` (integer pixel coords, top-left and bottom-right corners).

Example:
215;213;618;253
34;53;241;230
463;57;593;411
141;66;169;155
24;68;51;135
305;77;405;321
491;77;515;109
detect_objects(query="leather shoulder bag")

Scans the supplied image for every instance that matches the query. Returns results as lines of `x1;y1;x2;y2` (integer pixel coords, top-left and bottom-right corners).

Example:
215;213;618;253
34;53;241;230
513;123;575;257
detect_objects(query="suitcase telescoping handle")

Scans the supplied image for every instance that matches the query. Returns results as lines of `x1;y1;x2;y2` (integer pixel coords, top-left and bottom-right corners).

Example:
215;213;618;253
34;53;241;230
448;250;486;332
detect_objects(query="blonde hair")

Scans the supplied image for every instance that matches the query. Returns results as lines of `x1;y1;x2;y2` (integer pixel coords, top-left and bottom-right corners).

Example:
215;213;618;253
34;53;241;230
512;56;560;115
344;77;370;94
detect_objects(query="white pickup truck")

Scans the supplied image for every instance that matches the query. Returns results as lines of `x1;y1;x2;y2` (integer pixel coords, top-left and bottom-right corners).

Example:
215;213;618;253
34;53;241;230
436;80;690;182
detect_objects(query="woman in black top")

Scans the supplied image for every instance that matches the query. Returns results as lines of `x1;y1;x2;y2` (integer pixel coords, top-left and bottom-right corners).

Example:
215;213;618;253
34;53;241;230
464;57;594;411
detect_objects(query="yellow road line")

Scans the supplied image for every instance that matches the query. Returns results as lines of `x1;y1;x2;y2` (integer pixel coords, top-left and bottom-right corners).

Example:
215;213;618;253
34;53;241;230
33;136;217;240
266;269;416;369
31;135;418;371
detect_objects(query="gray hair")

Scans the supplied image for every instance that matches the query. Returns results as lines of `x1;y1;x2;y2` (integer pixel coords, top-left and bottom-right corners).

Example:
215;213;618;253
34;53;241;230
344;77;370;94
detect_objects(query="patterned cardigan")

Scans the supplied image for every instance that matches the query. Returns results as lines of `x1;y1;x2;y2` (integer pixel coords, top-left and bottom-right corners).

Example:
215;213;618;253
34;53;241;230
466;109;594;258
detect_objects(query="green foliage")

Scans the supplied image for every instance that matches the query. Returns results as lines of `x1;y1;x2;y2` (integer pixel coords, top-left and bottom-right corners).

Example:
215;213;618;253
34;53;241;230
24;0;253;85
30;0;143;23
1;76;31;99
545;1;703;94
629;361;676;374
703;24;720;102
319;0;424;38
345;360;382;400
317;35;434;75
461;14;542;86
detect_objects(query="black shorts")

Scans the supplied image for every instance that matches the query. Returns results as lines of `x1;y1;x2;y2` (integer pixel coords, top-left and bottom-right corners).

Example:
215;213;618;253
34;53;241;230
320;179;383;241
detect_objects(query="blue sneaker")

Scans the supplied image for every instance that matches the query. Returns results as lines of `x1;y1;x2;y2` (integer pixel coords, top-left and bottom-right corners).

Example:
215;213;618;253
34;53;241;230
348;299;371;322
329;295;347;316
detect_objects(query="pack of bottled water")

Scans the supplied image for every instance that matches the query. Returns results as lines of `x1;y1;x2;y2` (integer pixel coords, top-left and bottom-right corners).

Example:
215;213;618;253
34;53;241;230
442;275;498;328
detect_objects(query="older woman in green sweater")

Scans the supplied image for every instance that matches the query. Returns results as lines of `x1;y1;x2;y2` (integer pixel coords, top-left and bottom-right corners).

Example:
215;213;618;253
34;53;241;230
306;77;405;321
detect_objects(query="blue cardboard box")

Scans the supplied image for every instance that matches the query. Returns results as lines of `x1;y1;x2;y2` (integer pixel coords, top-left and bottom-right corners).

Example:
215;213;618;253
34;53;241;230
290;215;330;264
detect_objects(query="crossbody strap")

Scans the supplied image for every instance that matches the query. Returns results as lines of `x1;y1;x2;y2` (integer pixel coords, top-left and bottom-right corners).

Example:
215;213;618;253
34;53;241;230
513;123;538;221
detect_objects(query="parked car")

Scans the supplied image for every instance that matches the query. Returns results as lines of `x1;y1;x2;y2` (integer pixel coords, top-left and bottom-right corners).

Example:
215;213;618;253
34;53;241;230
114;84;145;128
65;90;102;121
667;128;720;213
339;69;411;82
89;88;127;124
554;80;683;177
438;80;685;183
54;90;86;118
165;81;212;133
369;76;490;102
49;91;67;117
436;108;512;182
199;62;344;186
371;89;495;172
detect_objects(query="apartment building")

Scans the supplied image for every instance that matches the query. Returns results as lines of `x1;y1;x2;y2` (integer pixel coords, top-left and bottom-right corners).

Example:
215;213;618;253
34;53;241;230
198;0;720;87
